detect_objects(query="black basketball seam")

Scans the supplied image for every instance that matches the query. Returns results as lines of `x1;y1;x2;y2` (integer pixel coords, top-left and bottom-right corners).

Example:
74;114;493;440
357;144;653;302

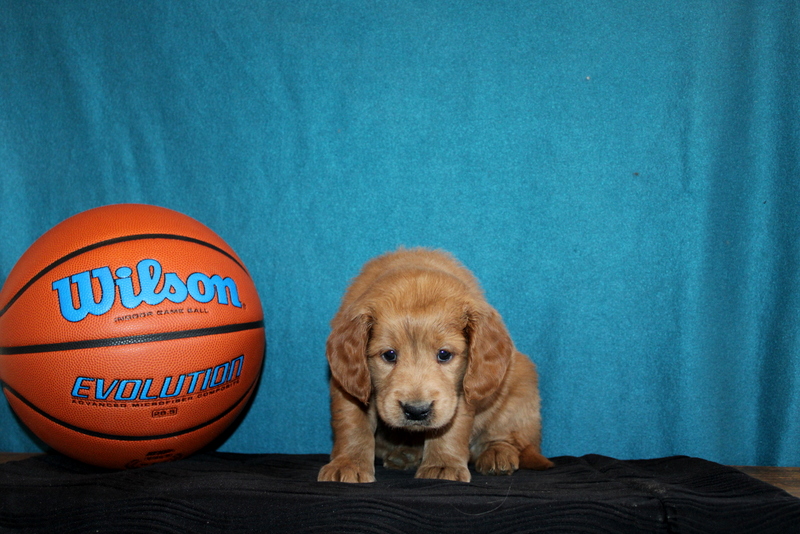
0;233;248;319
0;320;265;355
0;375;258;442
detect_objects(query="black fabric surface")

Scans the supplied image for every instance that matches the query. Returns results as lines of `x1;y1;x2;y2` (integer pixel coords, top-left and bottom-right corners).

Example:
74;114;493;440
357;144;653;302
0;453;798;533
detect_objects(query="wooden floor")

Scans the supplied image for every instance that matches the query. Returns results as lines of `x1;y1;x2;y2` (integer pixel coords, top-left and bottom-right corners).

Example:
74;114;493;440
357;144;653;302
0;453;798;498
734;465;800;499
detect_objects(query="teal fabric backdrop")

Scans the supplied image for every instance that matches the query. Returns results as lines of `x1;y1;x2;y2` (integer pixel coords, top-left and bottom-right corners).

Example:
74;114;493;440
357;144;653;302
1;1;798;466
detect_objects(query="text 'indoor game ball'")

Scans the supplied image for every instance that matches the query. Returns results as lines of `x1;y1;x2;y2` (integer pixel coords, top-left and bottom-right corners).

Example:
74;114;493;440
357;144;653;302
0;204;265;469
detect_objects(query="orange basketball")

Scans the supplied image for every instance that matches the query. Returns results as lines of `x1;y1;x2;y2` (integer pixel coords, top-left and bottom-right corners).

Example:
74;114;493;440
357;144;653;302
0;204;265;469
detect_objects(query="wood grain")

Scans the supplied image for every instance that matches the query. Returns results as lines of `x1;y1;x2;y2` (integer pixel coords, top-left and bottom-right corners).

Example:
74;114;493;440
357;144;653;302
734;466;800;499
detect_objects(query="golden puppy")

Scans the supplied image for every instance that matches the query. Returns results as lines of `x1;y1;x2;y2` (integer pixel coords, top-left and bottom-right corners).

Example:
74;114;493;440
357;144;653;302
318;248;553;483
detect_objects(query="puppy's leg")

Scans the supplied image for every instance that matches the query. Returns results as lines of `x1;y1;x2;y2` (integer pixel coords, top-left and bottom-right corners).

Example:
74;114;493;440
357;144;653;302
474;439;522;475
415;397;474;482
474;438;554;474
318;382;377;483
381;446;423;471
473;354;554;475
375;422;424;470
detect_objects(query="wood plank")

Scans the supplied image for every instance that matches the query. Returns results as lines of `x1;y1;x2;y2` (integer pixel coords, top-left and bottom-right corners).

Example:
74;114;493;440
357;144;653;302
735;466;800;499
0;452;42;464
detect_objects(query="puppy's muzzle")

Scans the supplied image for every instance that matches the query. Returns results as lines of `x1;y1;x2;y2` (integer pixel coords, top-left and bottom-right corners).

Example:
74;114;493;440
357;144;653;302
401;401;433;422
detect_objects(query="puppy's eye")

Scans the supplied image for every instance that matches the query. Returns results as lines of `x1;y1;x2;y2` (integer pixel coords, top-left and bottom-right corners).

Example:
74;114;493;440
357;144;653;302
381;350;398;363
437;350;453;363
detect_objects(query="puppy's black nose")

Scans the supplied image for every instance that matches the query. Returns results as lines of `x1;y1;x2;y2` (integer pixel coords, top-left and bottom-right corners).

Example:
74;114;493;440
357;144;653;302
402;402;432;421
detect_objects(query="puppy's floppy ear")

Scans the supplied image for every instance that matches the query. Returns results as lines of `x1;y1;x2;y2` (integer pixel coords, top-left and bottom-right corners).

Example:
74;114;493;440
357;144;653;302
463;304;513;404
326;309;372;404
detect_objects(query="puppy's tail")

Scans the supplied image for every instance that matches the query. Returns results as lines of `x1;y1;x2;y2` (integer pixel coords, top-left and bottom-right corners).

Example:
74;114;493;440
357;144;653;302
519;444;555;470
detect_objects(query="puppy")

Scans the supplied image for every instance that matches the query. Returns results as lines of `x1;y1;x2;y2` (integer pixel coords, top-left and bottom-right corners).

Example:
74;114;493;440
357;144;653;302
317;248;553;483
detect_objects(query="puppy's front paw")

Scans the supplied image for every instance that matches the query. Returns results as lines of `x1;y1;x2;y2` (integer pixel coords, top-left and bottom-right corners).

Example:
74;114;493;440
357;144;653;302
318;459;376;483
415;463;471;482
475;442;519;475
382;446;422;471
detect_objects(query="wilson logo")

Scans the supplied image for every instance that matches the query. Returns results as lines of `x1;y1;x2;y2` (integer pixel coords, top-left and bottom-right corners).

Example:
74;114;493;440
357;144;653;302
52;258;242;322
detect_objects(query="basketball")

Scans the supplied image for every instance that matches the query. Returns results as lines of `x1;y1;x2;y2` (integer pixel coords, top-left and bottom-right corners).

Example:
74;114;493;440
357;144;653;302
0;204;265;469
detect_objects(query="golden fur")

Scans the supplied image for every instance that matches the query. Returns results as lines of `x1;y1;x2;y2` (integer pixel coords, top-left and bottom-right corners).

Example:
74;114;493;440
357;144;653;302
317;248;553;483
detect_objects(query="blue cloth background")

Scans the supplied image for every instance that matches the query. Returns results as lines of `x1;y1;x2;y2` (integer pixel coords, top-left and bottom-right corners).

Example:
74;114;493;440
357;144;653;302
1;1;798;467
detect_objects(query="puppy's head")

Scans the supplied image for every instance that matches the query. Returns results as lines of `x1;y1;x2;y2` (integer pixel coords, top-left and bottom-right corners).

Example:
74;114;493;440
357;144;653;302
326;268;514;430
366;296;469;431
